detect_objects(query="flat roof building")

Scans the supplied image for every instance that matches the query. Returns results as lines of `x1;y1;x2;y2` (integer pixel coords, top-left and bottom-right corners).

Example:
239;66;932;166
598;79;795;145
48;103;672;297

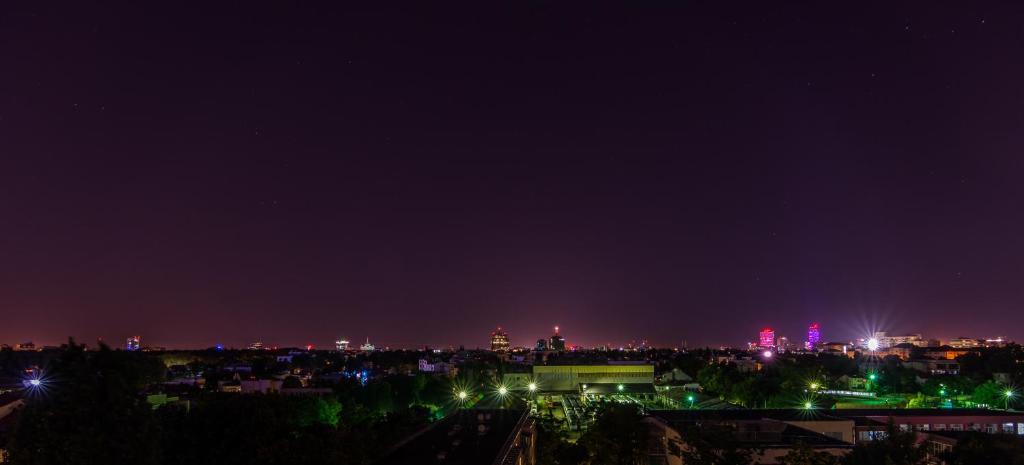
532;363;654;392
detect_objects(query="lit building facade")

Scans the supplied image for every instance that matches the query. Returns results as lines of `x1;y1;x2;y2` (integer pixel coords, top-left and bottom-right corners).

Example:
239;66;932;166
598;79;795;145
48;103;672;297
532;363;654;392
126;336;141;351
335;338;349;351
535;338;549;351
360;337;375;352
490;327;510;352
549;326;566;351
807;322;821;350
870;332;926;349
759;327;775;348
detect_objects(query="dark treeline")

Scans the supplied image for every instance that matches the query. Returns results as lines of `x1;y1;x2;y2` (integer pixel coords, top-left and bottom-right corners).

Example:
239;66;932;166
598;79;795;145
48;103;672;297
3;341;447;465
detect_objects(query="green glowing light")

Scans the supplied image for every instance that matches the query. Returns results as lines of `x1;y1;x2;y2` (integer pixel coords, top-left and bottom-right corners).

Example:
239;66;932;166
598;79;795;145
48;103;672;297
617;384;624;392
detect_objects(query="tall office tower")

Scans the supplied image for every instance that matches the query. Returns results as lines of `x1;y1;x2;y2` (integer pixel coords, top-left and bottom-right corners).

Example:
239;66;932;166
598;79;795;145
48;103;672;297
759;327;775;348
806;322;821;350
549;326;566;351
490;326;510;352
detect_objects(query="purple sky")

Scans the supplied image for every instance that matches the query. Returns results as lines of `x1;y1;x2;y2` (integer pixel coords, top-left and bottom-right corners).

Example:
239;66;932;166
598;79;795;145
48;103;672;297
3;3;1024;349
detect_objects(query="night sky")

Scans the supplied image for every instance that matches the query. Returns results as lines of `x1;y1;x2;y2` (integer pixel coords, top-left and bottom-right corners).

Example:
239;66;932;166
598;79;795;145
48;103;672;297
3;3;1024;349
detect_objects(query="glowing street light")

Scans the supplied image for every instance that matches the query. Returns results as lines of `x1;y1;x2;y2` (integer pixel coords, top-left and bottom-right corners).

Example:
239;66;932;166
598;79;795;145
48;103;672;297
497;386;508;396
808;382;819;391
866;338;880;352
1005;389;1015;410
617;384;624;392
762;350;773;358
528;382;537;392
804;401;813;410
868;373;877;381
28;379;41;387
687;394;695;409
457;390;468;400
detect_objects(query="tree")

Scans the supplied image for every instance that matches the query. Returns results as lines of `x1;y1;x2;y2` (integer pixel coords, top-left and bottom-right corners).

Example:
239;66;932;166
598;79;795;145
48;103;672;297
777;441;839;465
841;424;926;465
578;403;649;465
970;380;1006;408
675;425;755;465
8;341;162;465
942;432;1024;465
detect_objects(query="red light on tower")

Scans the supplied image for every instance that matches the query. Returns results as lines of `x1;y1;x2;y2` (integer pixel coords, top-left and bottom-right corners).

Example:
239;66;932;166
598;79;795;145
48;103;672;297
759;327;775;348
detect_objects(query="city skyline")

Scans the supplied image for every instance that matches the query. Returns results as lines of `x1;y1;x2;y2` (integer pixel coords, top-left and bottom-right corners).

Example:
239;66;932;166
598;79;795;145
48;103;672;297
2;318;1012;351
5;3;1024;349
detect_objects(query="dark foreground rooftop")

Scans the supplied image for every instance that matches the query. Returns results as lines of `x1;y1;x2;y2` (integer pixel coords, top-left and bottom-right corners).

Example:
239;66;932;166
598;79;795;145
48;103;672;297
376;408;527;465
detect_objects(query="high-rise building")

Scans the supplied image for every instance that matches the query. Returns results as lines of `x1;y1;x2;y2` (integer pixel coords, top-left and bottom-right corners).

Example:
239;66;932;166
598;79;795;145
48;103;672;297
777;336;791;353
126;336;141;351
248;341;265;350
535;338;549;351
806;322;821;350
490;327;510;352
549;326;566;351
335;338;350;351
759;327;775;348
360;337;375;352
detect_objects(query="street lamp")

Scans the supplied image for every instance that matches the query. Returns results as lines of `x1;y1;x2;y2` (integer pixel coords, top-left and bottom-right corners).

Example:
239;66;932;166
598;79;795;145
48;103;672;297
687;394;695;409
457;390;468;401
617;384;624;392
866;338;880;352
497;386;508;396
804;401;813;410
809;382;819;391
528;382;537;392
1005;389;1015;410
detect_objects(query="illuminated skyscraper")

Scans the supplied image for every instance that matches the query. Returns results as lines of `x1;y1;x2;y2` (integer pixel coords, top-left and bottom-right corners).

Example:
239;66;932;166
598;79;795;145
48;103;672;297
126;336;141;351
806;322;821;350
335;338;350;351
549;326;566;351
759;327;775;348
490;327;510;352
777;336;791;352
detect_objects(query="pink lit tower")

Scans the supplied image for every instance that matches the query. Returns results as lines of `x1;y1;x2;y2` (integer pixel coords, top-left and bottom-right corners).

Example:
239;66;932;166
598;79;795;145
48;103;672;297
806;322;821;350
759;327;775;348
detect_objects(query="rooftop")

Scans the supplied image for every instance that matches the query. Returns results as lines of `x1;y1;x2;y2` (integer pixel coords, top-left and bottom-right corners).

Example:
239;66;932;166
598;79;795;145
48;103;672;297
375;408;527;465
